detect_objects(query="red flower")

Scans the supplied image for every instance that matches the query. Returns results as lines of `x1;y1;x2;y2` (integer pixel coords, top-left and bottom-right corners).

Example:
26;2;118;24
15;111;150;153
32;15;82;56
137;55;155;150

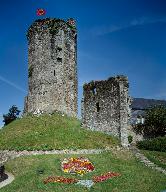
68;19;76;26
92;172;121;183
85;163;94;171
36;9;46;16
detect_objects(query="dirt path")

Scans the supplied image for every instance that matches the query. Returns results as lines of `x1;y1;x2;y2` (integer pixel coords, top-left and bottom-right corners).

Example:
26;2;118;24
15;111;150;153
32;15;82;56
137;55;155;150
0;172;14;189
130;145;166;175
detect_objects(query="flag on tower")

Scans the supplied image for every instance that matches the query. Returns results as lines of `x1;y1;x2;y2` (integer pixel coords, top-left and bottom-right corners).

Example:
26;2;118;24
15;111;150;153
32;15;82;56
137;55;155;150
36;9;46;16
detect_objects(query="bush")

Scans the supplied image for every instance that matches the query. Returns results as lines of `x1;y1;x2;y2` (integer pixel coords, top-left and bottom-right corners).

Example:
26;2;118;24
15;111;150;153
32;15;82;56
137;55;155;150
128;135;133;144
133;105;166;138
137;136;166;152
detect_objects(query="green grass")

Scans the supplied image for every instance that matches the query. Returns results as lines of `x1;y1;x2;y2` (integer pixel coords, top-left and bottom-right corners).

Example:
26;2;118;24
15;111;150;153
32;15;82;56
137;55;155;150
1;150;166;192
141;150;166;169
0;113;119;150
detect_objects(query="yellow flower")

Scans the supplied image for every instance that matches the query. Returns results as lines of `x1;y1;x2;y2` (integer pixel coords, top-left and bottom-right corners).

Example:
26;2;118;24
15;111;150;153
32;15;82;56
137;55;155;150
77;170;85;175
56;179;61;182
63;169;68;173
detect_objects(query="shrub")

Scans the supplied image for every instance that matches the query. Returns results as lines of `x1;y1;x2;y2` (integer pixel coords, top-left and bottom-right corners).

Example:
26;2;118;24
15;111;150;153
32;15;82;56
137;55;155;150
144;105;166;137
137;136;166;152
128;135;133;144
28;65;33;77
133;105;166;138
132;123;144;135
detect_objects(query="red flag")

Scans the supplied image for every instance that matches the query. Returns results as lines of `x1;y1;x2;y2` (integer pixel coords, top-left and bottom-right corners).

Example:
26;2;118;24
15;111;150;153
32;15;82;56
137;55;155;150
36;9;46;16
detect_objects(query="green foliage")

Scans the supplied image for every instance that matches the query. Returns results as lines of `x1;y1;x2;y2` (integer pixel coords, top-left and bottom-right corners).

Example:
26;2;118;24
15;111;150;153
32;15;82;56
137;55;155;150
128;135;133;144
144;105;166;137
68;24;76;30
137;137;166;152
132;123;144;135
83;83;87;89
133;105;166;138
3;105;21;126
28;65;33;77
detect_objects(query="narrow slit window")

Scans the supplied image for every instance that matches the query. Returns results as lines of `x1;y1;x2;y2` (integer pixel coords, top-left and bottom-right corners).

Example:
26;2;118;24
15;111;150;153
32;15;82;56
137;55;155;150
96;102;100;112
92;87;97;95
94;88;97;94
54;70;55;76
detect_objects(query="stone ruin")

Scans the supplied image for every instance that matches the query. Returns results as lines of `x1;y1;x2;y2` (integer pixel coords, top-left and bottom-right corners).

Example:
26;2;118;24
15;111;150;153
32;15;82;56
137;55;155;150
23;18;131;147
81;75;131;147
24;18;78;117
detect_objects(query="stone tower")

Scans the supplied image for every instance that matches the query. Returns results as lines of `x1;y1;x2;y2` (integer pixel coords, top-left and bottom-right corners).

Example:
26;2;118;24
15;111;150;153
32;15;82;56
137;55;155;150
24;18;78;117
81;75;131;147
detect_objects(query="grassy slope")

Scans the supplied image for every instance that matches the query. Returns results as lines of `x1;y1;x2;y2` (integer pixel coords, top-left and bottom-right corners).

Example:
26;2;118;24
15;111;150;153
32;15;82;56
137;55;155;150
1;150;166;192
0;113;119;150
141;150;166;169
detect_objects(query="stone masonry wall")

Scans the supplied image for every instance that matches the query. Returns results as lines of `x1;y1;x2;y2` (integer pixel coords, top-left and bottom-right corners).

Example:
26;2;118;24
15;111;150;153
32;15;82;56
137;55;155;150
24;18;78;117
81;75;131;147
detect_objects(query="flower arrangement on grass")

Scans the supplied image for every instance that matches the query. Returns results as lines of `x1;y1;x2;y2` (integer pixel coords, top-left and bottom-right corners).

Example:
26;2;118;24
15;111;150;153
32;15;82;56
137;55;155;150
43;171;121;187
44;176;78;184
43;157;121;188
61;157;95;176
92;171;121;183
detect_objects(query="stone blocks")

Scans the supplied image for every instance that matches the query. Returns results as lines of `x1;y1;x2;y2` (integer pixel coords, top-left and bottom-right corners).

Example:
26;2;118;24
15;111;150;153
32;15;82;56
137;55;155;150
81;75;131;147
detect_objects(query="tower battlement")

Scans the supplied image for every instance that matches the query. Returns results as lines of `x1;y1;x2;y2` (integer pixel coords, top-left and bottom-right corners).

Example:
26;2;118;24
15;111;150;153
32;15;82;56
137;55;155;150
27;18;77;40
24;18;78;117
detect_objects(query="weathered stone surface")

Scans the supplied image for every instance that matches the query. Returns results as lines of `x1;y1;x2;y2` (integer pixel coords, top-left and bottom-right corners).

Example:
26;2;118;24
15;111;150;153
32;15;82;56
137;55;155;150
81;75;131;147
24;18;78;117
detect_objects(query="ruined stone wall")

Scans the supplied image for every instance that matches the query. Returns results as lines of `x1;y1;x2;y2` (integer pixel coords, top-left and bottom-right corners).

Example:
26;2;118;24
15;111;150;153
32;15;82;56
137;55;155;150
24;18;78;117
81;75;131;147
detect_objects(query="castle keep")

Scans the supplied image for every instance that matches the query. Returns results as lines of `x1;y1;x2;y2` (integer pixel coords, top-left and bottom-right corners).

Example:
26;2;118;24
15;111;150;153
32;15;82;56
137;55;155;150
81;76;131;147
24;18;78;117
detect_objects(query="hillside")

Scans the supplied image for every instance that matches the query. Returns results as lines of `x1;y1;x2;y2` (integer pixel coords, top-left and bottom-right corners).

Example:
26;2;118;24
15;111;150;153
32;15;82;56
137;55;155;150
0;113;119;151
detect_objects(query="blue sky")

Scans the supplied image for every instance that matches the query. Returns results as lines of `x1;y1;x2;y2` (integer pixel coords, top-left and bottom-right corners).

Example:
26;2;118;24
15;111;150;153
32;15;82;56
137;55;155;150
0;0;166;127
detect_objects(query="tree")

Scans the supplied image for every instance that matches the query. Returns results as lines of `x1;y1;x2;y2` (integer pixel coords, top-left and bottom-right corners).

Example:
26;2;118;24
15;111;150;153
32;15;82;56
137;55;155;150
135;105;166;138
3;105;21;126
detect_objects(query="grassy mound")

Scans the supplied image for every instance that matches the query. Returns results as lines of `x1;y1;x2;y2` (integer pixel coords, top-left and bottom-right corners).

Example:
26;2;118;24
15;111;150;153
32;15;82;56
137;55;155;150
0;113;119;151
1;151;166;192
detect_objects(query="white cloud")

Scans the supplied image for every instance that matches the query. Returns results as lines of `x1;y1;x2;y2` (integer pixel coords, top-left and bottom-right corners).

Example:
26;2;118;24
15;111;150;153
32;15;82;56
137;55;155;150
0;75;26;93
90;17;166;36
